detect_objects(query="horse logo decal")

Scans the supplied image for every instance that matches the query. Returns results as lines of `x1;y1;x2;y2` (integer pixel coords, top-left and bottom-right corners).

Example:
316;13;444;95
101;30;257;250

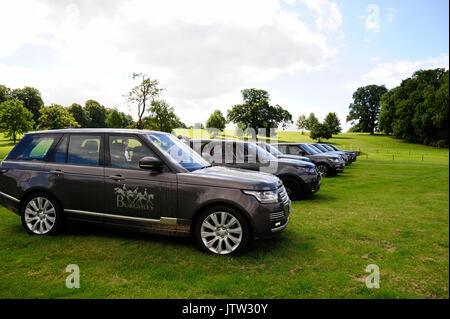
114;185;154;211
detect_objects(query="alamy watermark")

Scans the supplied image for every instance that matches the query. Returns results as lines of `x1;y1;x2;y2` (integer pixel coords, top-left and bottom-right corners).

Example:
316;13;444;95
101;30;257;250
66;264;80;289
365;264;380;289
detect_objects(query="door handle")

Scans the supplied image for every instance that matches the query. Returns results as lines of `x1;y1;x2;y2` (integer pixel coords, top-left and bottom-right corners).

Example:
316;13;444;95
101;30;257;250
50;169;64;176
109;175;125;181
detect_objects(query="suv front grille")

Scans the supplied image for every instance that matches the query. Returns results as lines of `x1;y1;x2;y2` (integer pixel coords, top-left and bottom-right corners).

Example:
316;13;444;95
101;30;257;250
277;182;290;205
269;211;285;221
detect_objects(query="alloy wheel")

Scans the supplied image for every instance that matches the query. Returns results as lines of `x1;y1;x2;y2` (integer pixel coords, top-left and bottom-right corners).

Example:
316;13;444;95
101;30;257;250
200;211;243;255
316;164;329;177
24;197;57;235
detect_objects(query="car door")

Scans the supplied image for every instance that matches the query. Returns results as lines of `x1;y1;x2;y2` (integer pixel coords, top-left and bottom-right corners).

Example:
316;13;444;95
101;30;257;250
45;134;105;215
104;134;177;220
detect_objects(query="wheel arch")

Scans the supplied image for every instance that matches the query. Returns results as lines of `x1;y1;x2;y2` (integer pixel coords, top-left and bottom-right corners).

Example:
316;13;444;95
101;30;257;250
19;187;64;215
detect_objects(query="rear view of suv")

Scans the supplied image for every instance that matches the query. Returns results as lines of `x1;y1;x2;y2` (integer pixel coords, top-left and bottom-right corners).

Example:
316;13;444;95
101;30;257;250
0;129;291;255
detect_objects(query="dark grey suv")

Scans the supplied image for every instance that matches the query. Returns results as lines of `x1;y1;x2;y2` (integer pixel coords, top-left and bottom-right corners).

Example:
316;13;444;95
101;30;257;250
0;129;291;255
190;139;321;200
277;143;345;177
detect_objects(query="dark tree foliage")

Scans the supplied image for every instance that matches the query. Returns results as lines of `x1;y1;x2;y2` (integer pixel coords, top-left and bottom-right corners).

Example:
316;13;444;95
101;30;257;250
10;86;44;126
379;68;449;146
68;103;91;128
324;112;342;135
85;99;107;128
0;85;11;104
206;110;226;131
227;88;292;138
310;123;332;142
347;85;388;134
305;113;319;131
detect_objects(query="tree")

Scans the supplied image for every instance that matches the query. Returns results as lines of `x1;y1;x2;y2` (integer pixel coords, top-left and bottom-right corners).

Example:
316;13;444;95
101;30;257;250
149;100;182;132
37;104;79;130
11;87;44;125
0;85;11;104
305;113;319;131
296;115;307;134
324;112;342;135
85;100;106;128
124;73;163;129
227;88;292;139
347;84;388;134
0;100;34;143
310;123;332;142
206;110;226;132
68;103;91;128
106;109;124;128
378;68;449;146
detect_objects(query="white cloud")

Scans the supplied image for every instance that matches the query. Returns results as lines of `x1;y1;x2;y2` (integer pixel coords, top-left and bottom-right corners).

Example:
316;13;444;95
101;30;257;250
300;0;343;31
0;0;342;125
347;56;449;90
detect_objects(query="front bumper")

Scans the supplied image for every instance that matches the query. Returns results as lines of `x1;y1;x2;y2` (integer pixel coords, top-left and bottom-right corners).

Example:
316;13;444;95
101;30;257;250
302;175;321;193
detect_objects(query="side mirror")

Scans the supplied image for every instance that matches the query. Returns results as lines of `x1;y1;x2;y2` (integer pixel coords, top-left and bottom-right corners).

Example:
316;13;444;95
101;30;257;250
139;157;163;170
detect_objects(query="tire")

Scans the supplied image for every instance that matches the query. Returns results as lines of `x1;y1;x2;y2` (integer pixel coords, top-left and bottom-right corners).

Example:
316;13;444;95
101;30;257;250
194;205;250;256
20;192;64;236
281;176;302;200
316;163;331;177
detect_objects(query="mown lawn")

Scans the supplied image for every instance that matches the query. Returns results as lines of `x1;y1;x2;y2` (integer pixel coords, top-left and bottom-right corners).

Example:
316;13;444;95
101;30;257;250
0;131;448;298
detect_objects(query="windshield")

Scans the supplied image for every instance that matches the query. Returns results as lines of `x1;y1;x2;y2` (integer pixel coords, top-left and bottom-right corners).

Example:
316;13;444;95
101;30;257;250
329;144;340;151
246;142;276;161
313;144;328;152
263;143;283;156
308;144;325;153
322;144;334;151
147;133;210;172
300;143;320;155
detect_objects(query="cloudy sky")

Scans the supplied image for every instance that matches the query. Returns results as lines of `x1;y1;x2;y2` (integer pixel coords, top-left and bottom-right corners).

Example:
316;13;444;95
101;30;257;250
0;0;448;131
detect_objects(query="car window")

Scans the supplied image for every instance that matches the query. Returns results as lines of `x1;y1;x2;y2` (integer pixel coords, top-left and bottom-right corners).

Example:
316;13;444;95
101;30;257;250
49;135;68;163
287;145;302;155
68;135;101;166
277;145;287;153
7;135;58;161
109;136;156;169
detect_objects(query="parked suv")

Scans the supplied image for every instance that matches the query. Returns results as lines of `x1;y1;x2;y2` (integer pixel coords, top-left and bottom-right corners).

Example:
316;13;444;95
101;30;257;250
256;141;311;162
326;144;357;162
311;143;352;165
190;139;321;200
277;143;345;177
0;129;291;255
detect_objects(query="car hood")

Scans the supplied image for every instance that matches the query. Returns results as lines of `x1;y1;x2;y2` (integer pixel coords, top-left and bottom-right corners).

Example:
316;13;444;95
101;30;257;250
177;166;279;191
308;154;341;160
276;158;316;168
277;154;311;162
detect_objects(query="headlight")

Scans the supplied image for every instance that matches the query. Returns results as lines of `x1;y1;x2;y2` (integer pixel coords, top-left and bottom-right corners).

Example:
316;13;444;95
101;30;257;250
243;189;278;203
333;158;340;163
299;166;316;174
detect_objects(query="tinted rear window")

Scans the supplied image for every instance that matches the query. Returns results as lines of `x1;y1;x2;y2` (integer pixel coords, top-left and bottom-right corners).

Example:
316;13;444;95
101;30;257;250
68;135;101;166
6;134;59;161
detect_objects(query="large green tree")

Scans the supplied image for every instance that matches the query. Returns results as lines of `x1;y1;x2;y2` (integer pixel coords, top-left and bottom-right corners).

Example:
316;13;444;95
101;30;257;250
347;84;388;134
378;68;449;146
85;100;106;128
68;103;91;128
305;113;319;131
0;85;11;104
324;112;342;135
106;109;124;128
206;110;226;132
0;100;34;143
124;73;163;129
227;88;292;139
310;123;332;142
37;104;79;130
149;100;183;132
11;86;44;125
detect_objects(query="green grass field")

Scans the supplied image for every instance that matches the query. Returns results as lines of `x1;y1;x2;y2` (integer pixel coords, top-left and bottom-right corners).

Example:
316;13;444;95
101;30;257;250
0;131;448;298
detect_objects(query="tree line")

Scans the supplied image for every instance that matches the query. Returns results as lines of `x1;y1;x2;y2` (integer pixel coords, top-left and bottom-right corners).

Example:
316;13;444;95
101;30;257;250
346;68;448;147
296;112;342;142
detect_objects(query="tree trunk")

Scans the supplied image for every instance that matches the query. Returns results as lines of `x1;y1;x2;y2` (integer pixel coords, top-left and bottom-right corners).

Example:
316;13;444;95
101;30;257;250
13;132;16;144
